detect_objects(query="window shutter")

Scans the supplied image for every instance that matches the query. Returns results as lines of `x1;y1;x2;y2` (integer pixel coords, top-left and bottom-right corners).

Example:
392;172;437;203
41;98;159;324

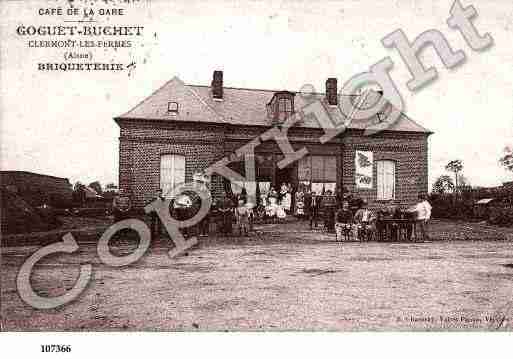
160;154;185;199
385;161;395;199
377;160;395;200
174;155;185;186
377;161;384;199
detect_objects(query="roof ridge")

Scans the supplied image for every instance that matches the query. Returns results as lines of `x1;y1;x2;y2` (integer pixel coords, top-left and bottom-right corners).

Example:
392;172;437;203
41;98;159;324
187;83;361;97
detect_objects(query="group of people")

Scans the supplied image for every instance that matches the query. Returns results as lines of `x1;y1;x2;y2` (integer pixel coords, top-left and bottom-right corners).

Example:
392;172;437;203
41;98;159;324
259;183;292;221
333;194;432;241
112;185;432;241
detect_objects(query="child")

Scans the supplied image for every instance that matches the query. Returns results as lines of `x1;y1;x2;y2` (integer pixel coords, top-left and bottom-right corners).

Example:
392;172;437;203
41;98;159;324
236;199;250;236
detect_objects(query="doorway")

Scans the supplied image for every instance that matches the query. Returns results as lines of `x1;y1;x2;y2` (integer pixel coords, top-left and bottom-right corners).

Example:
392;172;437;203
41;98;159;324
275;163;297;189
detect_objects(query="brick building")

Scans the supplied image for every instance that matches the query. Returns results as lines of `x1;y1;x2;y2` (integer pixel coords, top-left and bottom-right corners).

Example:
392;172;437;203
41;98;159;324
0;171;72;208
115;71;432;209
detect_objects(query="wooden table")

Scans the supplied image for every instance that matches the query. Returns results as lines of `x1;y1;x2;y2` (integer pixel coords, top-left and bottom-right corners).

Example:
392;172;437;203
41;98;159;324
376;218;418;241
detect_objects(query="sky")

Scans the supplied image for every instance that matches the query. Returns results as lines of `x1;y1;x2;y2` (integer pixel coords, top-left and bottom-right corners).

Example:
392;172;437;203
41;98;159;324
1;0;512;189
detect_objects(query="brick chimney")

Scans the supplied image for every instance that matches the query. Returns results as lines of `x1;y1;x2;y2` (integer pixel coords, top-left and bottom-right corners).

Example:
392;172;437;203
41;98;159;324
326;78;338;106
211;70;223;100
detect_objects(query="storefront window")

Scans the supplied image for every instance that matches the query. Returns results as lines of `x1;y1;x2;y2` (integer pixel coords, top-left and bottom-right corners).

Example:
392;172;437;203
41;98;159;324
298;155;337;194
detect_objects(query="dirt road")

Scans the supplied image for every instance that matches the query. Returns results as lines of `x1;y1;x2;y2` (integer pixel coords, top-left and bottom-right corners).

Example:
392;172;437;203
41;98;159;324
2;227;513;331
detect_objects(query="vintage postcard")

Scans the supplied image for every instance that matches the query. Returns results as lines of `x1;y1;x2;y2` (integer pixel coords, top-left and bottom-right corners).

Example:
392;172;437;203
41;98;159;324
1;0;513;345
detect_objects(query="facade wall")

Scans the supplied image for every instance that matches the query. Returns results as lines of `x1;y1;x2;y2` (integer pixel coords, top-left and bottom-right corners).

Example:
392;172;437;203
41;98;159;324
341;131;429;207
118;120;226;208
118;120;429;209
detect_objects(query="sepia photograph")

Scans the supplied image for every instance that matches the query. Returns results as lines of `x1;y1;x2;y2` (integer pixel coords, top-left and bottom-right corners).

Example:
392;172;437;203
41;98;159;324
1;0;513;352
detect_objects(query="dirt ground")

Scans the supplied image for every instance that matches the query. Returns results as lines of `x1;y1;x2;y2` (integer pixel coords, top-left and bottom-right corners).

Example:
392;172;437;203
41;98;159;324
2;220;513;331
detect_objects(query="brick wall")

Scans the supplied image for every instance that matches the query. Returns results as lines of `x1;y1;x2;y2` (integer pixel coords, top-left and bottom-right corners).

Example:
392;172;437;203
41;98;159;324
118;120;226;208
118;120;429;209
341;130;429;207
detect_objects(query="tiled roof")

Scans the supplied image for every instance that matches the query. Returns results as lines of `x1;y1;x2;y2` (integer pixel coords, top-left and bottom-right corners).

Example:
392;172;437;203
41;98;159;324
116;77;432;134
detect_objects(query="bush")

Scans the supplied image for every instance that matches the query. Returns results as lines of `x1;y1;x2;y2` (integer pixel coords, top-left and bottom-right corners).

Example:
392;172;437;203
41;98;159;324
488;206;513;227
429;193;475;221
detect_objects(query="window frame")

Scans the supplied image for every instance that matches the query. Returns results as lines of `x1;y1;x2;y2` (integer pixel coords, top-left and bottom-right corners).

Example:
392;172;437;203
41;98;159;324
278;97;292;113
167;101;179;114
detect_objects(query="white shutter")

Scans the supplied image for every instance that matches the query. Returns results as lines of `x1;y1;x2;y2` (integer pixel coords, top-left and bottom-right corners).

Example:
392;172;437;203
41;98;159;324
377;160;395;200
160;155;172;198
377;161;385;199
384;161;395;199
174;155;185;187
160;154;185;199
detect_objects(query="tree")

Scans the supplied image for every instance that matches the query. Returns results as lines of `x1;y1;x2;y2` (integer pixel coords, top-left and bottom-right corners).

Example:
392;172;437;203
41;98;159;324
445;160;463;191
499;146;513;172
432;175;455;194
457;174;470;187
88;181;103;195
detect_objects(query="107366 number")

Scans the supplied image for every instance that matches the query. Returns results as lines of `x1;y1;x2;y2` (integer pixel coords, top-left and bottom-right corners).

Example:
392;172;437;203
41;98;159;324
41;345;71;353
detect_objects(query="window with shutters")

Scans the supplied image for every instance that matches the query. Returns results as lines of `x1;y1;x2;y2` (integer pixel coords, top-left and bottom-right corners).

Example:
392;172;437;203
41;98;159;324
377;160;396;200
160;154;185;199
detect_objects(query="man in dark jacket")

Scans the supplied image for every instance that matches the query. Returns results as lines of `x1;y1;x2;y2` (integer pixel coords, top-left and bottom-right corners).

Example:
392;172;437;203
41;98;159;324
219;192;234;236
309;191;323;229
150;189;165;240
304;189;312;219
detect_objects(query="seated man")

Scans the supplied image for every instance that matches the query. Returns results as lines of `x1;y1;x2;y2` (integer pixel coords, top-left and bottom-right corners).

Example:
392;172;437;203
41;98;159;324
335;201;354;241
354;200;376;241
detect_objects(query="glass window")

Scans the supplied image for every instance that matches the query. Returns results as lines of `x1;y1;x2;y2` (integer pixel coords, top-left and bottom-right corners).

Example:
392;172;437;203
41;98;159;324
377;160;396;200
298;155;337;194
168;102;179;113
298;156;311;181
278;98;292;112
160;154;185;199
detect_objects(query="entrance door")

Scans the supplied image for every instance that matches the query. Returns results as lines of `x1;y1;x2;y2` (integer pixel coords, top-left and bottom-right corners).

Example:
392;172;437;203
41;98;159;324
275;163;297;189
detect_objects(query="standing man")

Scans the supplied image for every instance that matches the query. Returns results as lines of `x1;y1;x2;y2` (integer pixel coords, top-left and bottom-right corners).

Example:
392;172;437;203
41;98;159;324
323;190;337;233
414;193;432;241
150;188;165;240
304;188;312;220
335;201;354;241
310;191;322;229
219;191;234;236
354;200;375;240
112;189;131;223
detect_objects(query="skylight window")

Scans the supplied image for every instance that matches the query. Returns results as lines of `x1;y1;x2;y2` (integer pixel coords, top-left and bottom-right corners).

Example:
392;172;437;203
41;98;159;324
168;101;179;114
